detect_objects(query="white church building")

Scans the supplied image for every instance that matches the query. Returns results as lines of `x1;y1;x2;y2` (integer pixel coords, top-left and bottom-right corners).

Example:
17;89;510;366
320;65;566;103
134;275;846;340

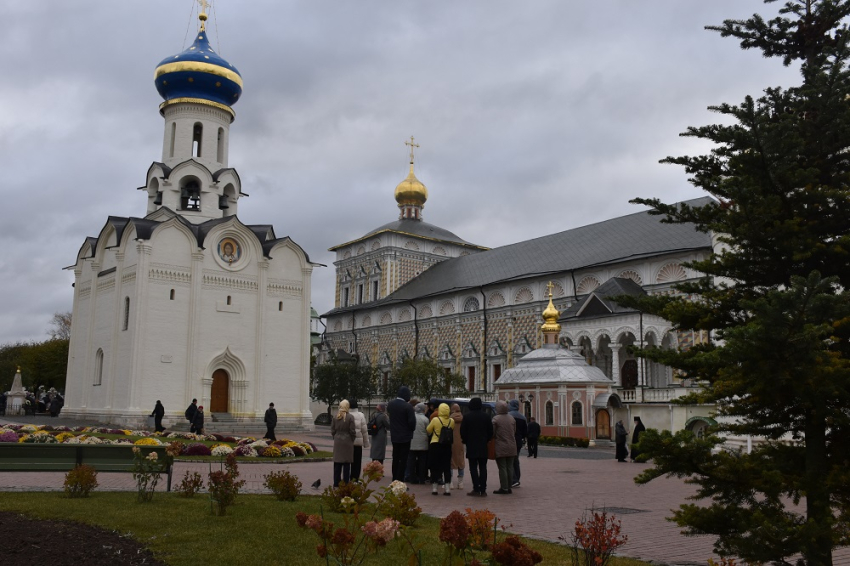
63;10;315;430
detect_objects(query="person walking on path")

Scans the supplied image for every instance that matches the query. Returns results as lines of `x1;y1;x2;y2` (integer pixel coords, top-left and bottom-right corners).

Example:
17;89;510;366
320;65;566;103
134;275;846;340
349;400;369;482
264;402;277;441
492;400;517;494
425;402;454;496
185;399;198;433
508;399;527;487
150;400;165;433
460;397;493;497
449;403;466;490
615;420;629;462
387;386;416;483
331;399;356;487
630;416;646;462
526;416;541;458
407;402;429;484
369;403;390;464
192;405;204;435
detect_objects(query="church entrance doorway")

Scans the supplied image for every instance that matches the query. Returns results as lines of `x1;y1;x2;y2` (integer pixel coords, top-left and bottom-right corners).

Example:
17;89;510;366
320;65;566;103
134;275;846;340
595;410;611;439
211;369;229;413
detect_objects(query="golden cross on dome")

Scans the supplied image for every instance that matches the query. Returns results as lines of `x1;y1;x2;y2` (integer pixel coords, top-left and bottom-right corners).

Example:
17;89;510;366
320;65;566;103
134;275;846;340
547;281;554;298
198;0;210;30
405;136;420;165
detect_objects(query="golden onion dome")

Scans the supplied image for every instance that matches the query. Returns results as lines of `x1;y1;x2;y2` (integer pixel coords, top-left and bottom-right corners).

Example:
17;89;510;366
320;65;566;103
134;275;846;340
394;164;428;207
541;292;561;334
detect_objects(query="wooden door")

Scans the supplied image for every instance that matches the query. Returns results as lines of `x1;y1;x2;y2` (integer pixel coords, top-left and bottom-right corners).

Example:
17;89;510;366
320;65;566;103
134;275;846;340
595;409;611;439
211;369;229;413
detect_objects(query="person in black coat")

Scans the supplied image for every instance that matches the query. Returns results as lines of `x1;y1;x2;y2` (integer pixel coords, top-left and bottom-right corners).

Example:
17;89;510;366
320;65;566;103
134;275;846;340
192;405;205;435
615;420;628;462
387;386;416;483
460;397;494;497
526;416;541;458
630;416;646;462
264;402;277;441
185;399;198;433
150;400;166;432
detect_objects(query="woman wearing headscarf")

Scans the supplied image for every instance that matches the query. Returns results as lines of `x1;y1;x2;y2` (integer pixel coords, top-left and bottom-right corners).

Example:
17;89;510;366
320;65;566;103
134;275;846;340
331;399;357;487
425;402;454;496
449;403;466;490
369;403;390;464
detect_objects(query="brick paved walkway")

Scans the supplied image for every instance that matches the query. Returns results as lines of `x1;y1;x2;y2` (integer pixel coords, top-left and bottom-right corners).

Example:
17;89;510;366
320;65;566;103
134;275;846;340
2;422;847;565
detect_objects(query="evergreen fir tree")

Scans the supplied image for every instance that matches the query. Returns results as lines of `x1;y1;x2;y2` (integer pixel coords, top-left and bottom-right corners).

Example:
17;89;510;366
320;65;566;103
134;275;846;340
617;2;850;564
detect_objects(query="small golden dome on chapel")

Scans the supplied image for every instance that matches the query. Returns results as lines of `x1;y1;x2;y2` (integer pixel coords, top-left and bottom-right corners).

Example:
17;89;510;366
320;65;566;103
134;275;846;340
541;282;561;334
394;136;428;208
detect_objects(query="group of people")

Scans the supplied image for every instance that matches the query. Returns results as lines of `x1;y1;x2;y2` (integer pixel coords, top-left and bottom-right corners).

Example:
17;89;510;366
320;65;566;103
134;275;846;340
331;387;540;496
614;416;646;462
0;388;64;417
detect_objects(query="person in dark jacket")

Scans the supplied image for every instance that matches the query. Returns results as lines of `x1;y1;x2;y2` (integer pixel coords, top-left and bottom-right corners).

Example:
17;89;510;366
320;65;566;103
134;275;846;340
150;400;165;433
192;405;205;435
526;416;541;458
185;399;198;433
369;403;390;464
387;386;416;482
630;416;646;462
49;395;64;418
264;402;277;441
460;397;493;496
615;420;628;462
507;399;527;487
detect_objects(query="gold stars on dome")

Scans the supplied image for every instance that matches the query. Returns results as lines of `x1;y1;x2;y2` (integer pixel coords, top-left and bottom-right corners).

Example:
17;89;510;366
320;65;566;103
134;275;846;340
394;136;428;211
541;281;562;341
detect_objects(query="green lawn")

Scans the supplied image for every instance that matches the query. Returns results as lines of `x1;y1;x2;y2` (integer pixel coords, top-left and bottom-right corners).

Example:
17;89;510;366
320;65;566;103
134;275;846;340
0;492;648;566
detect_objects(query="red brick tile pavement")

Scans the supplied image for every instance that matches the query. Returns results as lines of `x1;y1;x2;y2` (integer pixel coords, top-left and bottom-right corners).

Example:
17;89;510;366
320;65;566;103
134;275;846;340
2;431;848;566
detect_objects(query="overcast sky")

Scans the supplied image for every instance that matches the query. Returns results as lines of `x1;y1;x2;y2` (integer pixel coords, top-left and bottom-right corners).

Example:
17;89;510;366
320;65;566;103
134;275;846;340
0;1;801;345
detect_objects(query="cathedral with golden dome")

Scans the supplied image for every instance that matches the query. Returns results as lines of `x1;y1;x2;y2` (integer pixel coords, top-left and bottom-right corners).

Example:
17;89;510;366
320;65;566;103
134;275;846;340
322;148;721;442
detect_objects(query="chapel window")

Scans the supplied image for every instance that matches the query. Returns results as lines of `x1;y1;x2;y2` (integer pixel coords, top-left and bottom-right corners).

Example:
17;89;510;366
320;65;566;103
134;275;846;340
545;401;554;426
571;401;583;425
217;127;224;163
192;122;203;157
94;349;104;386
122;297;130;331
169;122;176;158
170;289;175;300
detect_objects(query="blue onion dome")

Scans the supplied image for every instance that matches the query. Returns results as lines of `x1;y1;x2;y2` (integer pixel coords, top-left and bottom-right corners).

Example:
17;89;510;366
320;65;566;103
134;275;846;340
154;21;242;117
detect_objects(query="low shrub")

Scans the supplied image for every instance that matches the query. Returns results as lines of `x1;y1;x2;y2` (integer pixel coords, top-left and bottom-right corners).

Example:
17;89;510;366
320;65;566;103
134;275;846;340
491;535;543;566
184;443;212;456
263;470;302;501
63;464;98;498
261;445;282;458
208;453;246;516
562;508;628;566
378;482;422;527
537;435;590;448
176;471;204;498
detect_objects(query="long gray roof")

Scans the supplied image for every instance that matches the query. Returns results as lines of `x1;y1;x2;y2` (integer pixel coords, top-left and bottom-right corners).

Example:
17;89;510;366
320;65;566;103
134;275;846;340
328;218;486;251
323;197;714;317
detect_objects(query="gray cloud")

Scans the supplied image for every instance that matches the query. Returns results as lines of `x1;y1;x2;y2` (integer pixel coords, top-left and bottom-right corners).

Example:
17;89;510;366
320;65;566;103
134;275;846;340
0;0;801;343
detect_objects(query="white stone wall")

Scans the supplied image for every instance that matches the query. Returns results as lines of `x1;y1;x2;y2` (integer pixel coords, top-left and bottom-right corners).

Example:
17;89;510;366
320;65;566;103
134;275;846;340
64;215;313;430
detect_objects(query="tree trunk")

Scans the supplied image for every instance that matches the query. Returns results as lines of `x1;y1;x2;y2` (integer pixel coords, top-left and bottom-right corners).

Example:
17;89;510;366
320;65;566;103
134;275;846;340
803;410;833;566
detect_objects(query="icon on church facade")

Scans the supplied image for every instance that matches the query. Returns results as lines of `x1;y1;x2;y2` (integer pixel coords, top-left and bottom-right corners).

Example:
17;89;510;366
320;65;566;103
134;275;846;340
218;237;241;264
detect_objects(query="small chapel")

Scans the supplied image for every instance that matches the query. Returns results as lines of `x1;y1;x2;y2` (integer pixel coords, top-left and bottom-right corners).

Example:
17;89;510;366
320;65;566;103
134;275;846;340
62;7;315;430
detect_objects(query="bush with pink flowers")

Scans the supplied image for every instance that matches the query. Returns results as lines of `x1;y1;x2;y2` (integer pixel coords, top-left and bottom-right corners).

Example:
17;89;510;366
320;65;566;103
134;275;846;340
184;443;212;456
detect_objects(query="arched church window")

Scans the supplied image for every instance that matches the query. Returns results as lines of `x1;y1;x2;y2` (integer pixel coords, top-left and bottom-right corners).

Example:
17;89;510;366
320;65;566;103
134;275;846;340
217;127;224;163
122;297;130;331
545;401;554;426
94;349;104;386
227;295;232;306
181;180;201;211
192;122;203;157
170;289;175;300
169;122;176;158
571;401;583;425
279;301;283;311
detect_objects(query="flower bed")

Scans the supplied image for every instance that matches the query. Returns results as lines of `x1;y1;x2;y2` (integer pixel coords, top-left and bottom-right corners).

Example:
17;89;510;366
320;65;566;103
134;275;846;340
0;424;320;459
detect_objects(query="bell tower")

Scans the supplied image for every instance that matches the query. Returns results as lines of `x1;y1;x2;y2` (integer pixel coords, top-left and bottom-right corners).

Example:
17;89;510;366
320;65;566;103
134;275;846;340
142;1;244;223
